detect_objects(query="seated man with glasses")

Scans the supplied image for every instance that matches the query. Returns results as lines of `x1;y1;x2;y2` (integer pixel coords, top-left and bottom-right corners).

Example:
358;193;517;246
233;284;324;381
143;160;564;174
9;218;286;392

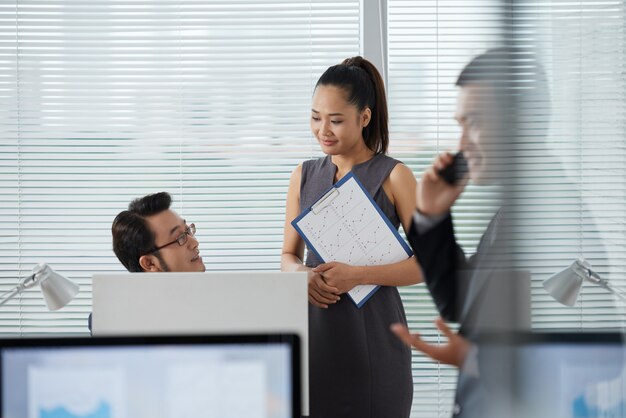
88;191;204;332
111;191;205;273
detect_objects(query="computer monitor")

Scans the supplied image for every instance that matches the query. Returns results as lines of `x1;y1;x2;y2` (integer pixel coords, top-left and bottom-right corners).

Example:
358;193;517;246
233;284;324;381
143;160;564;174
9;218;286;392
469;332;626;418
0;334;300;418
91;271;309;415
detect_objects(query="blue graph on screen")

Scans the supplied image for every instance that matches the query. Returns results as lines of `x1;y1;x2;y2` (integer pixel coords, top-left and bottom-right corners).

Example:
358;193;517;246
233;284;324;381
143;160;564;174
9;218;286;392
573;394;626;418
39;401;110;418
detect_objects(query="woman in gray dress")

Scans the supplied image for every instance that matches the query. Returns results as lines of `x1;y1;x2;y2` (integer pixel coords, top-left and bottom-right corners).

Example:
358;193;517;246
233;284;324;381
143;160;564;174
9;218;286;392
281;56;423;418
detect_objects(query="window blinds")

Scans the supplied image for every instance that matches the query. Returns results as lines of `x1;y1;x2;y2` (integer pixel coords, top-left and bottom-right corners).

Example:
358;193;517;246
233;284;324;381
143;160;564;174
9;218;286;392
0;0;360;335
387;1;626;417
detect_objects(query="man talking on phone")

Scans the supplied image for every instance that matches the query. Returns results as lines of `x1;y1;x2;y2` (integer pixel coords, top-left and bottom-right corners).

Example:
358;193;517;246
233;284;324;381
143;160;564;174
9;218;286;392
392;48;546;418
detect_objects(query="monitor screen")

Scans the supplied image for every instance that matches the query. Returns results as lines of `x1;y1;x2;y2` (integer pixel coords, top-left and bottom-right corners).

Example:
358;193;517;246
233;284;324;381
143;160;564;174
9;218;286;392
0;334;300;418
515;336;626;418
471;332;626;418
91;271;309;415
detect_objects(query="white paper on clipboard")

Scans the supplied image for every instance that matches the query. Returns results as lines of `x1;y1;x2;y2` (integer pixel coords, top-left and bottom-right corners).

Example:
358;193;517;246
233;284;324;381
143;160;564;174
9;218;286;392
291;172;413;307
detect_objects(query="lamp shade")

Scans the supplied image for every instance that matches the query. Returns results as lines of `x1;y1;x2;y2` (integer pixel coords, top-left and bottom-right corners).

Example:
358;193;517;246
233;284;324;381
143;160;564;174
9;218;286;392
543;258;589;306
32;264;79;311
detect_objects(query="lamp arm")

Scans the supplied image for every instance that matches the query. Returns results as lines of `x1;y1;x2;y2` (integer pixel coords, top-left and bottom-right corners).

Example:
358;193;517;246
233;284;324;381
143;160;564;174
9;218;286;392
605;283;626;302
585;269;626;302
0;273;38;307
0;287;22;307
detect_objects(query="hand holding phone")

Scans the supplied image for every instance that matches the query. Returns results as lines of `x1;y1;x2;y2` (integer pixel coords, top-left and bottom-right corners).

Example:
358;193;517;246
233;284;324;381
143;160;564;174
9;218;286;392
417;151;469;216
437;152;468;185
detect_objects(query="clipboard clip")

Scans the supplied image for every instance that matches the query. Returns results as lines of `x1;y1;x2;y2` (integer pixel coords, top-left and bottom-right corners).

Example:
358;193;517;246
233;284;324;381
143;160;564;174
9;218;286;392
311;188;340;215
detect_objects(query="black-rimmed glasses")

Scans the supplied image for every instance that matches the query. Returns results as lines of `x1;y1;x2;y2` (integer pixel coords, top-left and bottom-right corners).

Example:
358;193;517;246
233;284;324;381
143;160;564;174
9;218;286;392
149;223;196;254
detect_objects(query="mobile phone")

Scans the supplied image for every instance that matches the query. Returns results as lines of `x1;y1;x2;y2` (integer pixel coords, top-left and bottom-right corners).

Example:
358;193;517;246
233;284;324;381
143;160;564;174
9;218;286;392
437;151;468;185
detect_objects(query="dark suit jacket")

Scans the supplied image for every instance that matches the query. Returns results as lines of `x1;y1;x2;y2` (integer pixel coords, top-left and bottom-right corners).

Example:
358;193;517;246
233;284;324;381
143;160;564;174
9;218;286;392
408;212;529;335
407;212;527;418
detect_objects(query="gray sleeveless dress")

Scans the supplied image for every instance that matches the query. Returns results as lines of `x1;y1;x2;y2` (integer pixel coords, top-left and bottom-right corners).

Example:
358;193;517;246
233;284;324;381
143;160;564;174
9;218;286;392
300;154;413;418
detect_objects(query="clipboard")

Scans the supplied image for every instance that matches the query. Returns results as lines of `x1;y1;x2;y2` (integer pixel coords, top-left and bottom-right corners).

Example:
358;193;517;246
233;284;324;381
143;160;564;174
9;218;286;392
291;172;413;308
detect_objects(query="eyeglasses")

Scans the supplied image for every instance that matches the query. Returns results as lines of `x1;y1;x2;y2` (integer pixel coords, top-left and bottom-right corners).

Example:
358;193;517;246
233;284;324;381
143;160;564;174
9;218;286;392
149;223;196;254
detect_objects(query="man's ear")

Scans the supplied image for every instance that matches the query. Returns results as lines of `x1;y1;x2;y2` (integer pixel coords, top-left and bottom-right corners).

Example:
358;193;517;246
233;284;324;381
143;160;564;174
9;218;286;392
361;107;372;128
139;255;163;272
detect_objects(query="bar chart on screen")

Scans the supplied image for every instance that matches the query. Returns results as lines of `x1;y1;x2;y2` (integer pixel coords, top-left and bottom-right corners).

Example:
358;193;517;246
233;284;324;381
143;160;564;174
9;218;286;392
28;368;125;418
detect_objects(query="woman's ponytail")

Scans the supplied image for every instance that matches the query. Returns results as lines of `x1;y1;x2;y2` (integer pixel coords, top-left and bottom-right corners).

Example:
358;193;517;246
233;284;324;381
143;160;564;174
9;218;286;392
315;56;389;154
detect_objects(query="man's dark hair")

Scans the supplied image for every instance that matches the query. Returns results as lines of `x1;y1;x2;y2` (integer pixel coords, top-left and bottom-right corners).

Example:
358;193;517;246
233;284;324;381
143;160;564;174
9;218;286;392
112;192;172;272
457;48;514;88
456;47;550;137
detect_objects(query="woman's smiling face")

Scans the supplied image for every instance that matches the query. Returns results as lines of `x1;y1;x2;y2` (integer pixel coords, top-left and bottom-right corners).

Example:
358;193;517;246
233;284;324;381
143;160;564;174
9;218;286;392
310;84;370;156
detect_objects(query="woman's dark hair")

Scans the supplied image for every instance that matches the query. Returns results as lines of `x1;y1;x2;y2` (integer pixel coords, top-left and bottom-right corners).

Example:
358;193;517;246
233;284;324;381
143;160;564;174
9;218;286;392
112;192;172;272
315;56;389;154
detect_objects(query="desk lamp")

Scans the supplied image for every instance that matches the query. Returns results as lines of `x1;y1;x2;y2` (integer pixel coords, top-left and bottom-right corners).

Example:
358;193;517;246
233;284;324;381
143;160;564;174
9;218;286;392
544;258;626;306
0;263;79;311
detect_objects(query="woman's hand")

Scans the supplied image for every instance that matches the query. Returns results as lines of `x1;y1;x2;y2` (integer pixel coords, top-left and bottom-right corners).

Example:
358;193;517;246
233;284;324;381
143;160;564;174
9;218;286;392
308;269;340;309
312;262;363;294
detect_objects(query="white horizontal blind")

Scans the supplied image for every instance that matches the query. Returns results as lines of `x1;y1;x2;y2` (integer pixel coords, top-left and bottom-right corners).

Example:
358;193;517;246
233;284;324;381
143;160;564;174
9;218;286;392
388;1;626;417
0;0;360;335
388;2;506;417
508;1;626;330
